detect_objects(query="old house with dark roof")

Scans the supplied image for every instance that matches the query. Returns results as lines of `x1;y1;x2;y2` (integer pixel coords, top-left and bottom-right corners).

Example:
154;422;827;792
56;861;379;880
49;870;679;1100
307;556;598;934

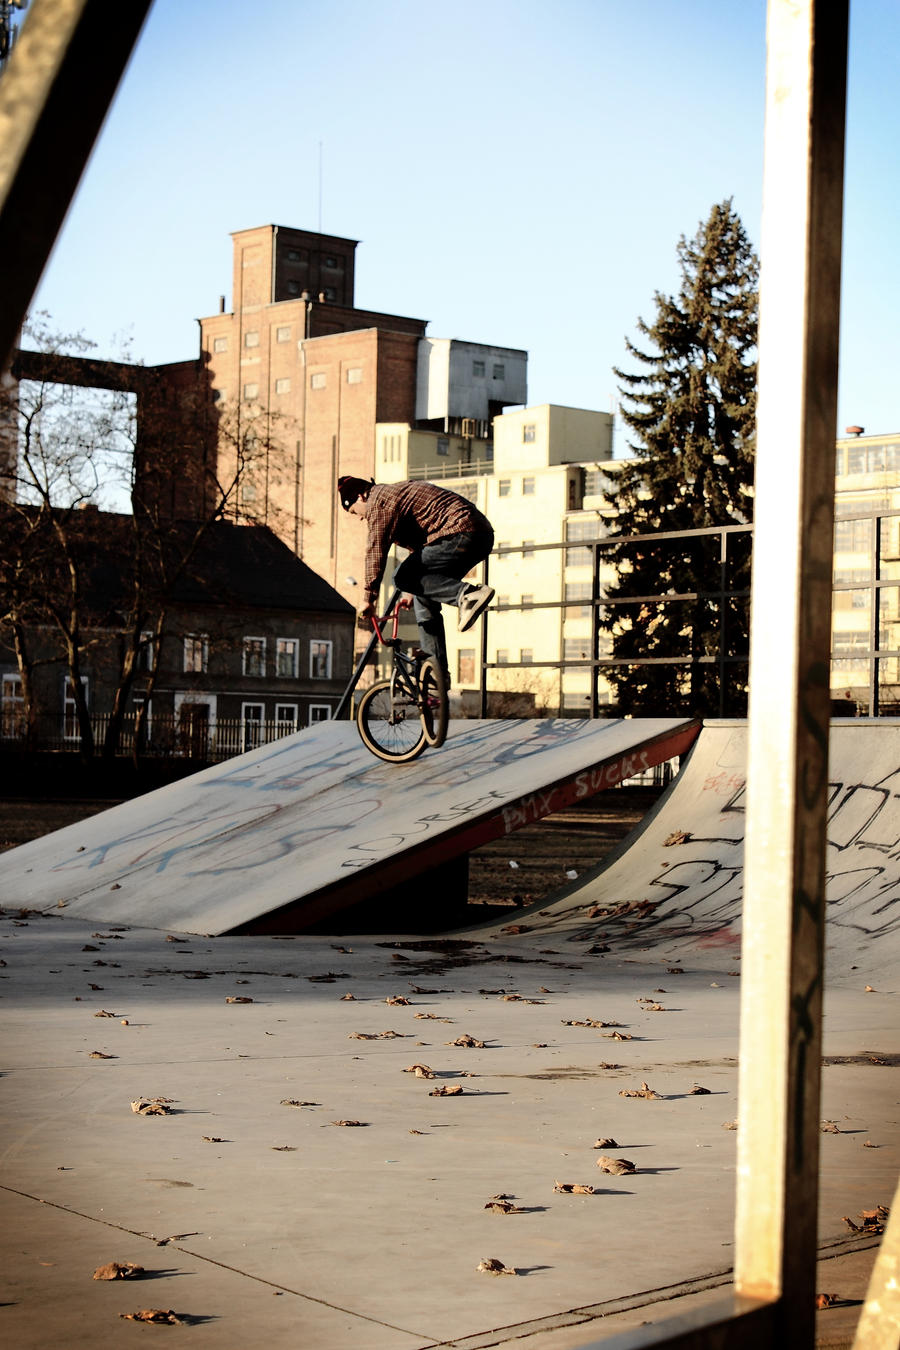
0;512;355;758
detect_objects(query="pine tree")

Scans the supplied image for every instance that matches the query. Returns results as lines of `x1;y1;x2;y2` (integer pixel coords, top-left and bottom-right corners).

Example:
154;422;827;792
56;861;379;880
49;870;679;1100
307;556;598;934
601;199;758;717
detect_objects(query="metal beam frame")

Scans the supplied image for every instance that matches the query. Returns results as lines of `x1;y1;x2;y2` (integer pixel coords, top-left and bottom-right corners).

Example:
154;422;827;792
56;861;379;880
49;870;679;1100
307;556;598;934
0;0;153;369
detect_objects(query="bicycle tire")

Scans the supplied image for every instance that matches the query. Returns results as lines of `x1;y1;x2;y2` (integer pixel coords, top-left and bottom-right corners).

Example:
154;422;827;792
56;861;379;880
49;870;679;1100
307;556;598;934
419;658;449;748
356;679;428;763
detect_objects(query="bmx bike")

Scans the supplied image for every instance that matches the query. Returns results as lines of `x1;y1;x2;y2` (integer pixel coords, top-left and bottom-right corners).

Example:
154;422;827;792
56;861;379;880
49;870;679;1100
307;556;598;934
354;591;449;763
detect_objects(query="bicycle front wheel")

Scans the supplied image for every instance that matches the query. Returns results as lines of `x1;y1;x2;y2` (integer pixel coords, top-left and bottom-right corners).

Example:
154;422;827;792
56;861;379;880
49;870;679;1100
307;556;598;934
357;679;428;763
419;658;449;748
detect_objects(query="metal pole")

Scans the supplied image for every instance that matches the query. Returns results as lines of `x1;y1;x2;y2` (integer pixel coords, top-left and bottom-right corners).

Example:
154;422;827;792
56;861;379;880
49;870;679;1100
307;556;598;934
735;5;847;1348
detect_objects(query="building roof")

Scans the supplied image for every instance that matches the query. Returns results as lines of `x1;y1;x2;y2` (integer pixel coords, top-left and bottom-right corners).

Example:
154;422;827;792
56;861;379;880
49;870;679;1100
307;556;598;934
79;513;354;618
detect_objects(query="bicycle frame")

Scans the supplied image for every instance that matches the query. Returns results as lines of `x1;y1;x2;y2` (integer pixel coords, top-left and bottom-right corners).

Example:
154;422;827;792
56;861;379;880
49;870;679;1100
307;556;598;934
333;588;406;720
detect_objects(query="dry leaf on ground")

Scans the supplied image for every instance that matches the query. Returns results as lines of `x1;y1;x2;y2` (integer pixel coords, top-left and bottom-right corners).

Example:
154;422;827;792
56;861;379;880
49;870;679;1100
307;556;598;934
403;1063;435;1078
386;995;411;1006
484;1199;525;1213
447;1034;486;1048
689;1085;711;1095
663;831;691;846
603;1031;633;1041
593;1137;618;1149
477;1258;517;1276
331;1119;367;1127
816;1292;840;1309
842;1206;889;1235
120;1309;184;1324
553;1181;595;1194
93;1009;118;1018
225;995;253;1004
281;1099;319;1107
619;1082;660;1099
561;1018;622;1029
430;1084;464;1096
131;1098;173;1116
93;1262;144;1280
89;1051;115;1059
596;1156;636;1175
821;1120;841;1133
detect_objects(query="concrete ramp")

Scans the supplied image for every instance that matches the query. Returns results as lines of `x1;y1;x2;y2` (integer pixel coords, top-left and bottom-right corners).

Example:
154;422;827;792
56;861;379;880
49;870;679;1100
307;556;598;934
504;719;900;982
0;716;698;935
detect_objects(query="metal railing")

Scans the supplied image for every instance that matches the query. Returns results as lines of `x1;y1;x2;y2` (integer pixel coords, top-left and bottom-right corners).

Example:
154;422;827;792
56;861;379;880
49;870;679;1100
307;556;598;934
476;509;900;719
0;713;314;762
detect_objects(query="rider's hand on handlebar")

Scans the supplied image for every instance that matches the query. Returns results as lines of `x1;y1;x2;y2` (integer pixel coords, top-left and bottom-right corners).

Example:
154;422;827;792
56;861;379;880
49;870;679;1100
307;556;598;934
357;600;376;629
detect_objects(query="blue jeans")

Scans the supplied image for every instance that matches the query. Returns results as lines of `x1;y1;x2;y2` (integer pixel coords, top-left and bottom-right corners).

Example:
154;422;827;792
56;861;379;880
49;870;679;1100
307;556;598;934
392;530;493;683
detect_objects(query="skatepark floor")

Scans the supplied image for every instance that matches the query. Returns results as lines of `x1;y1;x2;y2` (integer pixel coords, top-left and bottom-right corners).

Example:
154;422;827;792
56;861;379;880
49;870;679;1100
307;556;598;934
1;908;893;1350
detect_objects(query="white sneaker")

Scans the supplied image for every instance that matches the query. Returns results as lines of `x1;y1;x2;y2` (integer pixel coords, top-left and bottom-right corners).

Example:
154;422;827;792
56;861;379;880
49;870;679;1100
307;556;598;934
458;583;494;632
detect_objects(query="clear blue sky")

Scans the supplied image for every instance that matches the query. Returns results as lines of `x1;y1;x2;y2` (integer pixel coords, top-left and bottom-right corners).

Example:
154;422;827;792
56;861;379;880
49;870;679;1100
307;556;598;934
28;0;900;441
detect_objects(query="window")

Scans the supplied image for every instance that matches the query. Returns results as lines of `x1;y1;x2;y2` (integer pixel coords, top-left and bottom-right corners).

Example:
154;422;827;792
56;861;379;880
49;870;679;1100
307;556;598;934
496;649;509;665
184;634;208;674
241;482;257;503
286;279;300;295
243;637;266;677
275;704;298;735
286;248;304;262
472;360;486;377
492;363;505;380
213;336;228;353
455;482;478;503
346;367;363;385
584;469;609;497
523;424;536;443
497;595;510;608
564;638;591;660
310;372;327;390
276;325;291;342
243;382;259;400
63;676;88;741
498;479;511;497
244;331;260;348
566;517;604;541
565;580;593;619
276;638;298;678
1;673;23;739
241;702;264;751
522;476;535;495
275;377;291;394
324;255;338;269
520;648;533;664
458;648;476;685
437;436;449;457
322;286;337;301
138;631;155;672
522;539;535;558
309;704;332;724
310;639;333;679
521;594;534;607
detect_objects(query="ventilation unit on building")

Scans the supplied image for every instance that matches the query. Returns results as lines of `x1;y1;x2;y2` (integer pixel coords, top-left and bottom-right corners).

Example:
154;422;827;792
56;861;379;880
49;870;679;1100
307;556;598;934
461;418;477;438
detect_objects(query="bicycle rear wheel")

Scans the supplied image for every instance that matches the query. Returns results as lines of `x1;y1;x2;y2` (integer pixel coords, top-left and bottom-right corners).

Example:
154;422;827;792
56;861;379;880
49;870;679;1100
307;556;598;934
356;679;428;763
419;658;449;748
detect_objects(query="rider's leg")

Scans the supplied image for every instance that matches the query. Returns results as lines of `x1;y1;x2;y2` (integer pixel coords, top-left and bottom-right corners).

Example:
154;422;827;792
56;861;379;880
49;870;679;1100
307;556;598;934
394;533;494;684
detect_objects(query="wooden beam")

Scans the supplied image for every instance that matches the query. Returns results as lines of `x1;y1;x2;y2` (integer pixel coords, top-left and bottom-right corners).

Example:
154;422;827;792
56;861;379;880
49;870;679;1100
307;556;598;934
0;0;153;369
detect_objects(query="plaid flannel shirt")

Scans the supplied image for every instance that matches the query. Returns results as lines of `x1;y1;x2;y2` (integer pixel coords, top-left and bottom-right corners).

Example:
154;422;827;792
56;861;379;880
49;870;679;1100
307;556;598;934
363;481;492;602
